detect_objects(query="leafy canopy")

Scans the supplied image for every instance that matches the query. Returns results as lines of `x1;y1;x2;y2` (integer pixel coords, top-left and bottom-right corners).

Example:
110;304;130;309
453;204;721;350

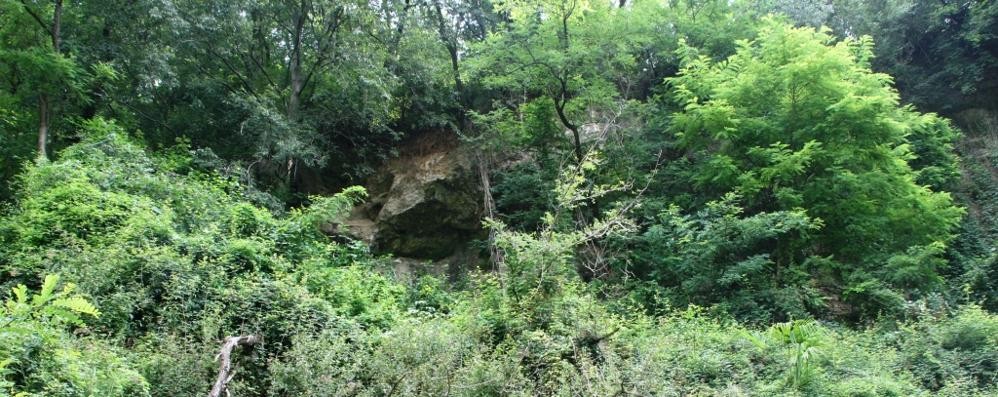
665;20;964;319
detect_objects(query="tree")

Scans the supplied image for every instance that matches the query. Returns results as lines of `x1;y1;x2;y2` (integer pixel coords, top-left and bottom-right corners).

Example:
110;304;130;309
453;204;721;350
19;0;61;158
65;0;409;196
1;0;77;158
171;0;360;167
758;0;998;115
665;21;964;319
469;0;641;164
427;0;501;129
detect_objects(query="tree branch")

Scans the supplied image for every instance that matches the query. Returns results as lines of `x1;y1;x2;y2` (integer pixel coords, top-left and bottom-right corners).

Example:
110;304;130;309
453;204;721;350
207;335;260;397
17;0;50;35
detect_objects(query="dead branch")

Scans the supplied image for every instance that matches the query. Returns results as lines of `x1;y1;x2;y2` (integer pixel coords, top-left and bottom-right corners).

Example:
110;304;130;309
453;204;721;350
477;150;506;274
208;335;260;397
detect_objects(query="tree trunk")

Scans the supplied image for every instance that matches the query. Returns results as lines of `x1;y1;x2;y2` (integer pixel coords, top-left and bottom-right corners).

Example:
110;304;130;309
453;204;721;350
432;0;466;127
52;0;62;51
31;0;62;159
477;152;505;273
37;94;48;158
287;2;306;121
569;125;583;163
554;96;584;164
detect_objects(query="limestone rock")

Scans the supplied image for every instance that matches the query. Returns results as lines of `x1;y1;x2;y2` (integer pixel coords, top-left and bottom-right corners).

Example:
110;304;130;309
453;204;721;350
342;132;484;260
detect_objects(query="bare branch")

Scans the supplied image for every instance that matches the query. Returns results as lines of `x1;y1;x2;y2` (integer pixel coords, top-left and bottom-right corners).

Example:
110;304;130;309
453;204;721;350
207;335;260;397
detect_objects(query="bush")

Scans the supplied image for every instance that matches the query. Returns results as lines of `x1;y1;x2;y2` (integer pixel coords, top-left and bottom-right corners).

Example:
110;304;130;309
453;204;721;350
1;118;993;397
0;275;149;396
629;193;823;323
0;119;390;394
885;305;998;392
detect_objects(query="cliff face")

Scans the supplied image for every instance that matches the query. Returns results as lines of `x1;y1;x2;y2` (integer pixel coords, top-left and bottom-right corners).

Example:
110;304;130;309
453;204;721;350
342;132;484;261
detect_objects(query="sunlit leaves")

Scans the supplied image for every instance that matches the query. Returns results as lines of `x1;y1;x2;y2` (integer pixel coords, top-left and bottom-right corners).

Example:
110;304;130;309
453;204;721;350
664;20;964;319
4;274;100;327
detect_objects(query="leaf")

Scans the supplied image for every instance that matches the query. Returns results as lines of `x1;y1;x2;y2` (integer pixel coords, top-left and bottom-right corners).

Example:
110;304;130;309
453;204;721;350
51;296;101;318
11;284;27;304
33;274;60;306
741;330;769;350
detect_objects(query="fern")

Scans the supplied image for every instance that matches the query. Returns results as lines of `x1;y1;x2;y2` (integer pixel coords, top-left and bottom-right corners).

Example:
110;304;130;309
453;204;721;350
46;296;101;325
298;186;368;228
769;319;825;388
34;274;59;306
51;296;99;317
2;274;100;327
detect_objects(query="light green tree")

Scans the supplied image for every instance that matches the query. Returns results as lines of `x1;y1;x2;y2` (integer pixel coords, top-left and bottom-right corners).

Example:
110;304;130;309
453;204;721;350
469;0;644;163
666;21;964;318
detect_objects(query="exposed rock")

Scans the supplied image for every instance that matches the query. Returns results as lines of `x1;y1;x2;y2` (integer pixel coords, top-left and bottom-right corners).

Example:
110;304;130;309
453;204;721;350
341;131;485;260
341;206;377;244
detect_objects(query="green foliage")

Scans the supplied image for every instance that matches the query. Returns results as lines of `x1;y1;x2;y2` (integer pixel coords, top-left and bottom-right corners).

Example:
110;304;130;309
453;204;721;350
492;161;559;231
632;193;823;322
0;275;149;397
0;118;993;396
664;21;964;320
468;0;648;161
907;114;962;191
882;305;998;393
948;111;998;311
298;265;405;328
759;319;826;388
0;120;395;394
0;1;996;396
4;275;100;327
763;0;998;114
264;298;991;396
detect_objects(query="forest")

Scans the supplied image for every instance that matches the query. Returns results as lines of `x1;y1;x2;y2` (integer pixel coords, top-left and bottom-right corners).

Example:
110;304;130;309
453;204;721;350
1;0;997;395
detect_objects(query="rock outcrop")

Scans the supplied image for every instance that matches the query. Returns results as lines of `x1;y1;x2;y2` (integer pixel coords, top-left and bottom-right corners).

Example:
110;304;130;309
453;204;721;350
342;132;484;260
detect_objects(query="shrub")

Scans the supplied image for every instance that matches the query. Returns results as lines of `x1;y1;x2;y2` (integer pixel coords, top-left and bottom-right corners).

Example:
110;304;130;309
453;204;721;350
886;305;998;392
0;275;149;396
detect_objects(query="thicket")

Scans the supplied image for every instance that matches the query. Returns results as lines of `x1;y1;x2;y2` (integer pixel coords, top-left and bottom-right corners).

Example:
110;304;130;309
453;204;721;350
0;120;991;395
